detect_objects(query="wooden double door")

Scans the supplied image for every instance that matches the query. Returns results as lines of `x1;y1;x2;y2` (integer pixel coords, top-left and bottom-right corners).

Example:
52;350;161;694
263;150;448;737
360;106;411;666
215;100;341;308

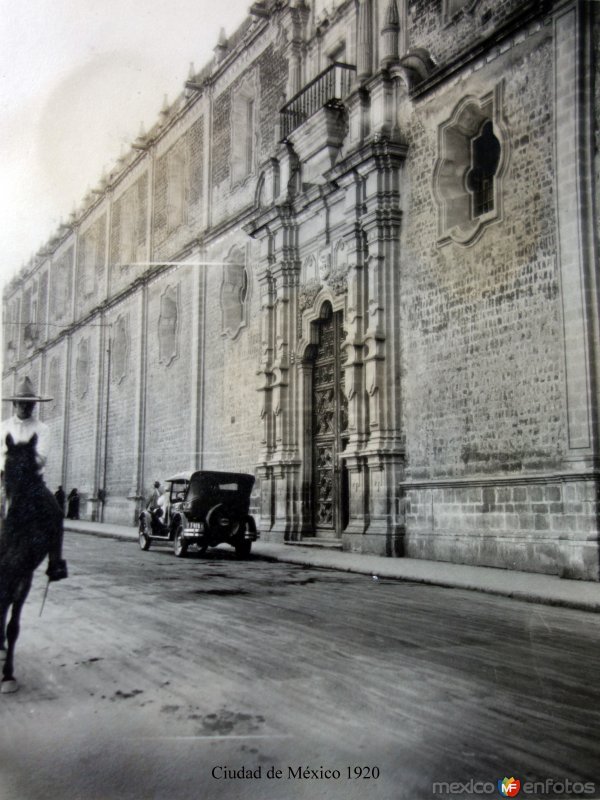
311;304;349;537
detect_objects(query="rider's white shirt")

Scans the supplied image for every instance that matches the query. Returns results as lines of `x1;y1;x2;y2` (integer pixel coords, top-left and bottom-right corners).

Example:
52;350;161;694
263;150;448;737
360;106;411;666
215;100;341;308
0;414;50;473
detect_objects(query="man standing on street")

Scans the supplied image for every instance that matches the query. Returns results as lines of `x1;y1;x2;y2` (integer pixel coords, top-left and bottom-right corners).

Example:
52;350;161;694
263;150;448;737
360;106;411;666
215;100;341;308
147;480;162;511
1;376;68;581
54;485;66;517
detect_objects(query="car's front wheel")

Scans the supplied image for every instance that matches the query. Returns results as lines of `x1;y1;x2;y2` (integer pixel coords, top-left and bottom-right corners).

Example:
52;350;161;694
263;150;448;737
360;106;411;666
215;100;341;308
173;524;188;558
139;518;151;551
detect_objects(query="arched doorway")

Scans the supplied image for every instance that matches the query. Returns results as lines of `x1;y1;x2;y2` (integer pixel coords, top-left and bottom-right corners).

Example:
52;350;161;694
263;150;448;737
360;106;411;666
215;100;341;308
311;302;349;538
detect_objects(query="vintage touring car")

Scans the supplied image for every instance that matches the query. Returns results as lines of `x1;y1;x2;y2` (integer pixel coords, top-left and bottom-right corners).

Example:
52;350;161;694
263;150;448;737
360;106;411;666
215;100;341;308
138;470;258;558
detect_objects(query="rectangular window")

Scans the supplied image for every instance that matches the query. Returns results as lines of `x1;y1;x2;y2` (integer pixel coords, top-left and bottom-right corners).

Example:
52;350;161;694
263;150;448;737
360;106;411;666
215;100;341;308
473;177;493;217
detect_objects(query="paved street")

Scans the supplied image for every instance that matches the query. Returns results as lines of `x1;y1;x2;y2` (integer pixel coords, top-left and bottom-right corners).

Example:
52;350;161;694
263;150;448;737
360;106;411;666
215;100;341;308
1;532;599;800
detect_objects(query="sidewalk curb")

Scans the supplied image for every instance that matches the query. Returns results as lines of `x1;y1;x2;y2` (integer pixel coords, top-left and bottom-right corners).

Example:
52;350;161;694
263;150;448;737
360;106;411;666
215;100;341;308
254;551;600;613
64;522;600;613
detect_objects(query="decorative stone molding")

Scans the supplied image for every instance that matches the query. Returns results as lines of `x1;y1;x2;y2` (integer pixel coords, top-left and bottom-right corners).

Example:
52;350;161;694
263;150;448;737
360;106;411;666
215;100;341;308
220;245;249;339
52;249;72;321
297;286;346;357
298;279;322;322
47;357;61;417
433;84;509;246
397;49;436;91
328;267;349;296
318;251;331;281
76;337;90;399
158;285;180;365
112;315;130;385
231;71;260;188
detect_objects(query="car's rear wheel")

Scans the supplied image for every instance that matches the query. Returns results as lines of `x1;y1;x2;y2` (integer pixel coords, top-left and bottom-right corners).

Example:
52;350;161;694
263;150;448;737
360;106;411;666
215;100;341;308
139;518;151;551
173;524;188;558
235;538;252;559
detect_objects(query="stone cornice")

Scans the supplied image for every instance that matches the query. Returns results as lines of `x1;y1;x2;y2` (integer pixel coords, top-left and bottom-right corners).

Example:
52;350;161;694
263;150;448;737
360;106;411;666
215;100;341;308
328;137;408;179
401;470;600;490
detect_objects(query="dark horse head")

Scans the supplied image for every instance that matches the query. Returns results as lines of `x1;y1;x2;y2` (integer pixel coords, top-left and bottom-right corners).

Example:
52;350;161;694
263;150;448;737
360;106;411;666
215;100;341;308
3;433;42;501
1;433;64;693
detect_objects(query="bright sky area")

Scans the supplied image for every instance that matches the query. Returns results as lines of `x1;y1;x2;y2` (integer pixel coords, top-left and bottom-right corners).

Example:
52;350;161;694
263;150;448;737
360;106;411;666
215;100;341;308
0;0;252;291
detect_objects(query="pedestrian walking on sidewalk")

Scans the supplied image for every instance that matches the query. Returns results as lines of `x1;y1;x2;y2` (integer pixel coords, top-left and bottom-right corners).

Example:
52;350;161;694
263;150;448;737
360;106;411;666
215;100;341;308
67;488;80;520
54;485;66;517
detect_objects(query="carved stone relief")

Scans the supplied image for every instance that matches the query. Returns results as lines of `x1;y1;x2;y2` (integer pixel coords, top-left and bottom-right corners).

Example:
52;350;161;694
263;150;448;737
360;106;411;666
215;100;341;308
76;337;90;399
47;357;61;417
221;246;248;339
158;285;179;365
112;316;129;385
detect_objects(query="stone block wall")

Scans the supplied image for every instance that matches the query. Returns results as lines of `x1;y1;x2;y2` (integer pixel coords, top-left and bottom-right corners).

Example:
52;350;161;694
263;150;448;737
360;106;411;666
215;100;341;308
402;27;561;475
40;344;66;494
76;212;107;319
65;327;101;509
153;116;204;263
408;0;531;66
403;480;597;574
201;239;263;475
397;17;588;572
48;246;74;331
143;266;197;486
110;170;150;297
101;297;142;524
210;44;288;224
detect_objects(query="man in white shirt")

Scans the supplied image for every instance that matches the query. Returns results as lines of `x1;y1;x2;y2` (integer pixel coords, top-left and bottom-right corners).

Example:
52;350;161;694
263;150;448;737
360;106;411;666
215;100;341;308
1;376;67;581
1;377;51;474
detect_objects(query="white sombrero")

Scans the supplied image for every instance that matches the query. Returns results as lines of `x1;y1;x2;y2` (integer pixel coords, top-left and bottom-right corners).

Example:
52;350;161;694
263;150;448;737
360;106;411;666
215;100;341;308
3;376;53;403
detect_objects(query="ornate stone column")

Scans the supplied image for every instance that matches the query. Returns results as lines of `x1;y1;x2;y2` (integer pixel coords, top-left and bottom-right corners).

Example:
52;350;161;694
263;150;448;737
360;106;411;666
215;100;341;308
336;171;370;540
269;206;302;537
253;230;276;534
360;138;407;552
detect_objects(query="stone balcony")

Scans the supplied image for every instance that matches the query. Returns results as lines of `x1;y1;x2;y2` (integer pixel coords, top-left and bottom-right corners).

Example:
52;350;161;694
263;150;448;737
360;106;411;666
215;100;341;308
280;62;355;185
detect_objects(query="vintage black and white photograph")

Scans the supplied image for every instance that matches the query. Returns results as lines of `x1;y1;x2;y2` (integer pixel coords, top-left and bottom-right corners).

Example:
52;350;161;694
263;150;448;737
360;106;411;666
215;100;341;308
1;0;600;797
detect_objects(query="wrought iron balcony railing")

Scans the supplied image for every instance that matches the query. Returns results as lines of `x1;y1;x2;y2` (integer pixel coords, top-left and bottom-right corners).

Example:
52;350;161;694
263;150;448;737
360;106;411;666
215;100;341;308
280;62;356;140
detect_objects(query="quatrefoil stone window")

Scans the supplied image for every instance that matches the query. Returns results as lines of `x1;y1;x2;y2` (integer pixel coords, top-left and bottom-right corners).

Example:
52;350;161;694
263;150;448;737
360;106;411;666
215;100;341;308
433;86;508;246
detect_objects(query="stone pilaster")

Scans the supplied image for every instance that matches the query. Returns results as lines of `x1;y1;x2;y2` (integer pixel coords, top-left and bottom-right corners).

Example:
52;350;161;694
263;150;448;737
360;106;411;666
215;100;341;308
257;261;276;464
553;1;600;579
357;0;373;83
380;0;400;70
357;139;407;549
269;207;302;537
279;0;309;100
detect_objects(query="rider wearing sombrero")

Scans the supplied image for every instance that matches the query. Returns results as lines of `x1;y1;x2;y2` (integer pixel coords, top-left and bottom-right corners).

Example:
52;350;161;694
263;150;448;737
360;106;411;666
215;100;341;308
1;376;68;582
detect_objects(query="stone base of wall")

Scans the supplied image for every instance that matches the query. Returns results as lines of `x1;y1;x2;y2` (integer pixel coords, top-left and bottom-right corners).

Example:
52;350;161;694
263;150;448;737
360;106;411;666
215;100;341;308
102;496;139;528
342;530;405;558
402;477;600;581
259;528;287;544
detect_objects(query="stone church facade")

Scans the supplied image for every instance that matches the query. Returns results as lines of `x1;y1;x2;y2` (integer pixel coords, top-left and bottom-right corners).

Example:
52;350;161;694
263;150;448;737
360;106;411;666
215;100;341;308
3;0;600;579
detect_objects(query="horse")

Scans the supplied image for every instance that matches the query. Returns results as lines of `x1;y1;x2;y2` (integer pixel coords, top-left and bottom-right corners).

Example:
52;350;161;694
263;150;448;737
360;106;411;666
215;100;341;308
0;433;65;693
